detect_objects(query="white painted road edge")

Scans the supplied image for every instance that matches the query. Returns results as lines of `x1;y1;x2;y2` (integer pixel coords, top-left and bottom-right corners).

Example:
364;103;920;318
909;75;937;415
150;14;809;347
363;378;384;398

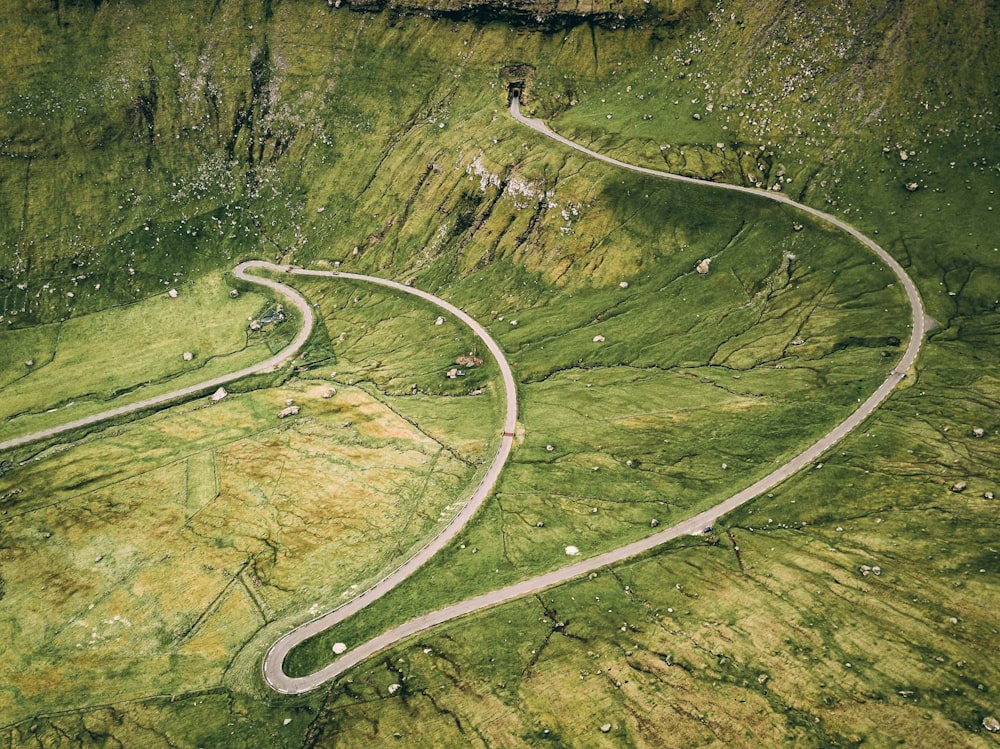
261;99;930;694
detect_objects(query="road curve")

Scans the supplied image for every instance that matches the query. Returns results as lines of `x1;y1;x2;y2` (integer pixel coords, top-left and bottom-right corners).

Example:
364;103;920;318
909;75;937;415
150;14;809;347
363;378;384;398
0;262;316;454
0;101;931;698
0;260;519;695
261;98;930;694
261;267;518;694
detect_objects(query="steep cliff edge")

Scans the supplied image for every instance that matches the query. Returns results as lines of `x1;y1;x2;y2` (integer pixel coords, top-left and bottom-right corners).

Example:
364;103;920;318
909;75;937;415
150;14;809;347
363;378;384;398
328;0;701;29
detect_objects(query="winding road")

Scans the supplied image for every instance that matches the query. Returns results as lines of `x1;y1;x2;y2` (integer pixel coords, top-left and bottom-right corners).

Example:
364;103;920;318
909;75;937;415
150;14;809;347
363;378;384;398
0;99;931;697
0;262;316;454
263;99;931;693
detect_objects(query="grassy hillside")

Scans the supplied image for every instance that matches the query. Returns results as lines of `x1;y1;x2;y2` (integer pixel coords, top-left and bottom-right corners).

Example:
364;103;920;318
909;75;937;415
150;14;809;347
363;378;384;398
0;0;998;746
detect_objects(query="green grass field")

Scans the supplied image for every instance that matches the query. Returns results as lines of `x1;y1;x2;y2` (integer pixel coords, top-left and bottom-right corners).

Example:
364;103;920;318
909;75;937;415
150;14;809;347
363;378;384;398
0;271;281;441
1;0;998;746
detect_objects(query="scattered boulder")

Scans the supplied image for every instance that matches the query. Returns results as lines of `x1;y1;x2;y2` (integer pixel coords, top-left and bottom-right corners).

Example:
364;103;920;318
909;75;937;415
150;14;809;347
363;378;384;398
619;281;629;289
278;406;300;419
972;427;985;438
985;492;995;500
168;288;178;298
900;150;909;161
285;398;295;406
332;642;347;654
230;289;240;298
905;182;919;192
565;546;580;556
600;723;612;733
692;112;701;121
545;444;555;452
951;481;967;493
388;683;401;695
211;387;228;403
984;716;1000;733
593;335;606;343
435;316;445;326
650;518;659;528
283;718;292;726
446;368;460;379
24;359;33;367
696;258;711;275
793;223;804;232
323;388;336;399
182;352;194;361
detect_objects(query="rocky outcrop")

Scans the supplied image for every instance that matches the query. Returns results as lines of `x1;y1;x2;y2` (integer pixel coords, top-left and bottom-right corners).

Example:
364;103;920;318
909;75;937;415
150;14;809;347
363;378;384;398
323;0;699;30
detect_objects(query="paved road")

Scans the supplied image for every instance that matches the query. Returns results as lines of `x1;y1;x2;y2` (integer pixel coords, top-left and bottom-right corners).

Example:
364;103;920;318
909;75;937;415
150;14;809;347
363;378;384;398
261;99;930;693
0;101;930;697
0;262;316;454
260;267;518;693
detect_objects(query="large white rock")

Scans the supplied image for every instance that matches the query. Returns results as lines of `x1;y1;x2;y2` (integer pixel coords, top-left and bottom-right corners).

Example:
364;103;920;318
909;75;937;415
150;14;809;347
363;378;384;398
211;387;228;402
565;546;580;556
332;642;347;655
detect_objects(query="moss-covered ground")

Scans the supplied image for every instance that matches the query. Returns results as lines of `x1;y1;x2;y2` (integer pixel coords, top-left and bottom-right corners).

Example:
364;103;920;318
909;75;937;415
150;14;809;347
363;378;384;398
1;0;998;746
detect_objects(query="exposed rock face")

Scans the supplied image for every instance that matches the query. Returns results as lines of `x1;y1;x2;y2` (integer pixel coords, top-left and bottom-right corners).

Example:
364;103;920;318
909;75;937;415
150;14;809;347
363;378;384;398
325;0;697;30
696;258;711;275
211;387;228;402
278;405;300;418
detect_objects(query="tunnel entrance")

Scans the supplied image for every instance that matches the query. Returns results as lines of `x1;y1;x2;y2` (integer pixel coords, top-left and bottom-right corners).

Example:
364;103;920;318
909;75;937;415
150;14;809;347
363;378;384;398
507;81;524;106
501;63;534;107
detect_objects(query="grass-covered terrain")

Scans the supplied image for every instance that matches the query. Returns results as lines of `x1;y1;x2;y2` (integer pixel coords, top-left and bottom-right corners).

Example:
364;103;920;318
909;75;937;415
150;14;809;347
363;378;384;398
0;274;500;721
1;0;998;746
0;271;285;441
